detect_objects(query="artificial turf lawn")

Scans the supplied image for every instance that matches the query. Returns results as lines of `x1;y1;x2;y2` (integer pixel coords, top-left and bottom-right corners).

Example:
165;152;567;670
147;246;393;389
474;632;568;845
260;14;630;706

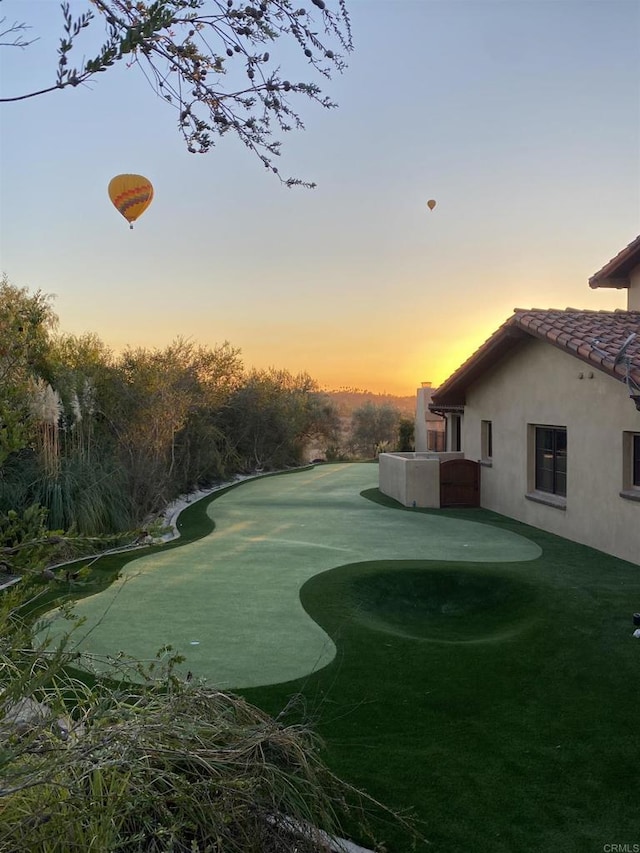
40;464;539;688
239;490;640;853
39;465;640;852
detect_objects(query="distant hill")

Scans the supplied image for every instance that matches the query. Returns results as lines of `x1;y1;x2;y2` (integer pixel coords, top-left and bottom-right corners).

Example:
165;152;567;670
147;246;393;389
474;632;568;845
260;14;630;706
321;388;416;418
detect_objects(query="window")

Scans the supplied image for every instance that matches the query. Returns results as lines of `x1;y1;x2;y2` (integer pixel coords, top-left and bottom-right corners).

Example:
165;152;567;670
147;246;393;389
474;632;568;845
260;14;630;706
535;426;567;497
621;432;640;498
481;420;493;461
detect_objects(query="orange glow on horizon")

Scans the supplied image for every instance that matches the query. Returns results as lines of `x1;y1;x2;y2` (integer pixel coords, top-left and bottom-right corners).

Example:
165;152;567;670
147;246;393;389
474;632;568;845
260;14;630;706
62;285;627;400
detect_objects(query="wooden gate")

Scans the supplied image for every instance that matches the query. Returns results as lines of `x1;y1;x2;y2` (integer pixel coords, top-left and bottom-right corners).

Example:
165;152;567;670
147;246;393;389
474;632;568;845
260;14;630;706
440;459;480;508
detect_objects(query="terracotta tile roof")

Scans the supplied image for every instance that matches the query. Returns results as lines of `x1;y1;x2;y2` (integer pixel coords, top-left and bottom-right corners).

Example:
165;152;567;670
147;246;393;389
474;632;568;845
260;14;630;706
431;309;640;408
589;235;640;289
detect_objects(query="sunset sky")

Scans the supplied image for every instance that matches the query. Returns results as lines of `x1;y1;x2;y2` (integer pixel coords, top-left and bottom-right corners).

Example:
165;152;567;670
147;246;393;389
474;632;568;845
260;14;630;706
1;0;638;396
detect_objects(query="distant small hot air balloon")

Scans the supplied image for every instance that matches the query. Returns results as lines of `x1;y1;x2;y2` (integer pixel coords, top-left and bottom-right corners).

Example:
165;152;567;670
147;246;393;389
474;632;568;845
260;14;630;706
108;174;154;229
427;199;436;211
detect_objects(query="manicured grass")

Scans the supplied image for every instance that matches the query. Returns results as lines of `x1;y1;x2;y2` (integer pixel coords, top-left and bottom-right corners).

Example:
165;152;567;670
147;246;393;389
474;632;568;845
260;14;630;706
37;467;640;851
39;465;539;688
241;492;640;852
24;486;218;620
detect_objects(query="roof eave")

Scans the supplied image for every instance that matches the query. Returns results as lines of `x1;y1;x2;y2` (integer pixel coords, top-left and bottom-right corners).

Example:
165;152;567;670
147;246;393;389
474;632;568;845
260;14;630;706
588;276;628;290
589;235;640;288
430;312;640;409
430;324;526;408
427;404;464;416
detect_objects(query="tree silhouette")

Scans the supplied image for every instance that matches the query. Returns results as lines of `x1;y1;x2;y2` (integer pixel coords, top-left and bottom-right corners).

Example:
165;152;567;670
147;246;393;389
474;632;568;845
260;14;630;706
0;0;352;186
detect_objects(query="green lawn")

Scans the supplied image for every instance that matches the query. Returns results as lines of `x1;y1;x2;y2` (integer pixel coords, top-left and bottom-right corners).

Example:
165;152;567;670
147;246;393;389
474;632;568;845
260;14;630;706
42;465;640;852
240;490;640;853
41;464;538;688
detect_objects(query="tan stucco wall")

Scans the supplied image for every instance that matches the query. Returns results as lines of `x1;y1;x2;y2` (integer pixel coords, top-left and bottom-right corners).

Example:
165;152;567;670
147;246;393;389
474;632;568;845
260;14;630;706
628;265;640;310
379;452;464;507
460;337;640;566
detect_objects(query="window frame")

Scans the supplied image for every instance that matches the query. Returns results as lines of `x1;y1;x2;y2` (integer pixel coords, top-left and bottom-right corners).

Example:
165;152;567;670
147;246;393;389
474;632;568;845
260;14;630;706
481;420;493;463
534;425;567;497
620;432;640;501
525;423;568;510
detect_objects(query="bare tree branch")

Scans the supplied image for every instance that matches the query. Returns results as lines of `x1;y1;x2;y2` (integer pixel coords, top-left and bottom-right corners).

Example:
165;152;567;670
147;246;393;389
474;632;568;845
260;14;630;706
0;16;38;49
0;0;353;185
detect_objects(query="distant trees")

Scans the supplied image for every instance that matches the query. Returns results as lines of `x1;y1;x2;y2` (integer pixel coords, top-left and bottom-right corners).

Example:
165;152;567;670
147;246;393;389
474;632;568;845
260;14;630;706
349;401;402;459
218;367;339;471
398;417;414;452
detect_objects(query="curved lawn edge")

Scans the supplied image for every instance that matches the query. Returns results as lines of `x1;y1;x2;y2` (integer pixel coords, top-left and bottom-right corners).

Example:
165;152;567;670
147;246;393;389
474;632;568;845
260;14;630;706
240;520;640;853
31;467;316;620
37;464;541;690
36;466;341;688
170;466;317;542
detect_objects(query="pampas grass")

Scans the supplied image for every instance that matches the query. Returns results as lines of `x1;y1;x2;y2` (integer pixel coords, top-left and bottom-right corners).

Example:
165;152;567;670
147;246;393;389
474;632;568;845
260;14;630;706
29;380;62;479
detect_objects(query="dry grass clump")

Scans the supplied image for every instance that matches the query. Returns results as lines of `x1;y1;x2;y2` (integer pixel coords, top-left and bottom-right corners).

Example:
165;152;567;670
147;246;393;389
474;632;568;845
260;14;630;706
1;669;374;853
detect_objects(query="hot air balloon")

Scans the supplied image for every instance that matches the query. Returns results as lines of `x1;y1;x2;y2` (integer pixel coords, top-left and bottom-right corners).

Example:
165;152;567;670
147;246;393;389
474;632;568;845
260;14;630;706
108;174;154;229
427;199;436;211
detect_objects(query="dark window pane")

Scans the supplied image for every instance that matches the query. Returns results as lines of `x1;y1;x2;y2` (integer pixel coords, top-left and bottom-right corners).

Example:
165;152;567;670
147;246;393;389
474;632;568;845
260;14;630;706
535;426;567;496
634;435;640;487
537;467;554;492
555;450;567;475
536;428;552;454
451;416;461;452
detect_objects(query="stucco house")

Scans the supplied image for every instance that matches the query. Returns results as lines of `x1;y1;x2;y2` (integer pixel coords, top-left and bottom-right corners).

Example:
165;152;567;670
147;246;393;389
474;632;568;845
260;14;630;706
380;236;640;566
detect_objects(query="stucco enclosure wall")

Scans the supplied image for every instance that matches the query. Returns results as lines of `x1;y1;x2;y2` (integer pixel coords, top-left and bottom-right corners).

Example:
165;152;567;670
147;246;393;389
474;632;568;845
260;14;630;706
461;338;640;566
379;452;463;507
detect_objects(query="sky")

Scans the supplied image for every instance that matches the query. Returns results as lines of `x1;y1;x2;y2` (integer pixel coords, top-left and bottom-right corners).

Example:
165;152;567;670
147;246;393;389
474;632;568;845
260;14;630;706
0;0;639;396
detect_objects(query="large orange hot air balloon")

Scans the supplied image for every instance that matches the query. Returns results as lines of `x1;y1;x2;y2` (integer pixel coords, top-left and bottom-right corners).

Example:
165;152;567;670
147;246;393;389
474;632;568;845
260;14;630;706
108;174;154;229
427;199;436;211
